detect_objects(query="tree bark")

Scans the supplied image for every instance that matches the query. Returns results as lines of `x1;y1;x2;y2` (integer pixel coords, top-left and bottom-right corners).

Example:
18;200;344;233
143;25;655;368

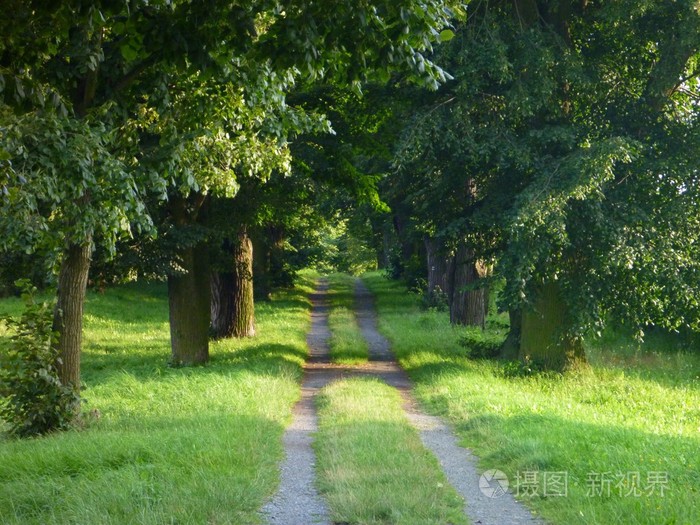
252;232;272;302
53;241;92;390
168;242;211;365
424;236;450;296
210;271;235;338
519;281;586;371
168;193;210;366
379;223;393;269
392;213;413;262
232;226;255;337
500;308;522;360
449;243;487;327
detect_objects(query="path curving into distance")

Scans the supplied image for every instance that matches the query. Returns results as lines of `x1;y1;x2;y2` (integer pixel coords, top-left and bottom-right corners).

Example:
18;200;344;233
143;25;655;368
263;277;543;525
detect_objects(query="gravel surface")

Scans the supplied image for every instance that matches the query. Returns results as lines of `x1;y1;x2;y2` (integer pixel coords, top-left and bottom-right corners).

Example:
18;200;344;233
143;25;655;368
353;278;544;525
261;281;332;525
264;278;544;525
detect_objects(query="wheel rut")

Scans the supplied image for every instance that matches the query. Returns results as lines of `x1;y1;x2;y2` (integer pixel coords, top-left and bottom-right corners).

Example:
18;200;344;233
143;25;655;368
263;277;544;525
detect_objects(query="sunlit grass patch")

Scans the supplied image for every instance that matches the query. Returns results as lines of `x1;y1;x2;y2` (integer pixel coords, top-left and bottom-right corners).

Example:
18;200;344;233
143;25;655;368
314;377;467;525
0;275;315;524
362;271;700;525
327;273;368;365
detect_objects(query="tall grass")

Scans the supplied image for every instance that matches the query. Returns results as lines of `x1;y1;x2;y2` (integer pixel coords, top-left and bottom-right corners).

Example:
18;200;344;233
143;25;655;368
363;271;700;525
0;276;314;524
315;377;467;525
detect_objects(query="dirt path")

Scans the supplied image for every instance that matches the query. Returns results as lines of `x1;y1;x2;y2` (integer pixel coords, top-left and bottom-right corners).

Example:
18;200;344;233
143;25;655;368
263;278;543;525
261;281;333;525
353;278;543;525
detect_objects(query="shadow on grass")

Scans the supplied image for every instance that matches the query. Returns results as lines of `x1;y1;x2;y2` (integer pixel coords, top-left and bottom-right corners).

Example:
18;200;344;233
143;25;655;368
448;410;700;524
83;341;306;386
212;342;307;368
0;412;283;478
315;416;468;525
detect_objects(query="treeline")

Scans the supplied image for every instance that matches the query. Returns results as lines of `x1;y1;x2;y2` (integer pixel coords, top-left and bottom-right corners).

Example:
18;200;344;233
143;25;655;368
353;0;700;370
2;1;700;435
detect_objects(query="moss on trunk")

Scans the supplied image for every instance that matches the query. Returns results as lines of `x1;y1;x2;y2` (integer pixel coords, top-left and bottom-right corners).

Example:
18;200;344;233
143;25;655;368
519;281;586;371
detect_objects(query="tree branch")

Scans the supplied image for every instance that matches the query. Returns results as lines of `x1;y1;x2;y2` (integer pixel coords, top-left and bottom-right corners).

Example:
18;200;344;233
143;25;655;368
111;54;159;93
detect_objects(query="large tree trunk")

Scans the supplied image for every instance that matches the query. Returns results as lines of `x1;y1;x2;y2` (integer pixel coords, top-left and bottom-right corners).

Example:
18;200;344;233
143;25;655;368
168;193;210;365
231;226;255;337
379;223;393;270
168;242;211;365
252;232;272;302
210;271;235;338
519;281;586;371
500;308;522;360
392;213;414;263
424;236;450;296
53;241;92;390
449;243;487;328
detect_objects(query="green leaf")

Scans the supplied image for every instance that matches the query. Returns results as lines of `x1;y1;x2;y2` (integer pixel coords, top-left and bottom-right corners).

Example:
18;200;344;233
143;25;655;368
439;29;455;42
120;42;139;62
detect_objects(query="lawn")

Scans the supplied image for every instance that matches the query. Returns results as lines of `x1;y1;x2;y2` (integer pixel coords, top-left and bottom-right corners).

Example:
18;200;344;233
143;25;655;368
0;276;314;524
362;271;700;525
314;377;467;525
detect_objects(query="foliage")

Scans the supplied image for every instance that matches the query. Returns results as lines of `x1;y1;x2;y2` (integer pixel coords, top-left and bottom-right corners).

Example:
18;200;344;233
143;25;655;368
0;280;79;437
498;357;545;379
0;251;54;296
0;109;150;257
412;280;449;312
382;0;700;349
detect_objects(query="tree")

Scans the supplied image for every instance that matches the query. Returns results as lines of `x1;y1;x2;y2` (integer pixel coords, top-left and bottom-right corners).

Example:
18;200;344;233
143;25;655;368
381;0;700;370
2;0;463;382
0;109;149;388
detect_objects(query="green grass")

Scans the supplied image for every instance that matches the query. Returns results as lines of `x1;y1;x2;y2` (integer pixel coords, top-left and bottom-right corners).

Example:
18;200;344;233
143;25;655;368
327;273;368;365
362;271;700;525
0;274;315;525
314;377;468;525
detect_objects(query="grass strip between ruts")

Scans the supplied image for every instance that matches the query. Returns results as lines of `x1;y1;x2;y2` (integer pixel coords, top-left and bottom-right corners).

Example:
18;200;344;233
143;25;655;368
314;377;468;525
327;273;369;365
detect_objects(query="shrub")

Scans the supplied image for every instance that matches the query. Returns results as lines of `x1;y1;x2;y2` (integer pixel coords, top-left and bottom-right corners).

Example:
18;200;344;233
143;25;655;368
0;280;80;437
498;357;546;378
457;327;505;358
414;283;449;312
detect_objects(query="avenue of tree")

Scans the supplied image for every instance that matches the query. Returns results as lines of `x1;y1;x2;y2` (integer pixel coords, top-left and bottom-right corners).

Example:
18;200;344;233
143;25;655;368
2;0;700;428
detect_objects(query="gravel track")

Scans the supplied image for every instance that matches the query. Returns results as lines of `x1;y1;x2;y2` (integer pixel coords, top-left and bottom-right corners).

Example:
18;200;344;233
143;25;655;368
261;281;333;525
263;278;544;525
354;278;544;525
